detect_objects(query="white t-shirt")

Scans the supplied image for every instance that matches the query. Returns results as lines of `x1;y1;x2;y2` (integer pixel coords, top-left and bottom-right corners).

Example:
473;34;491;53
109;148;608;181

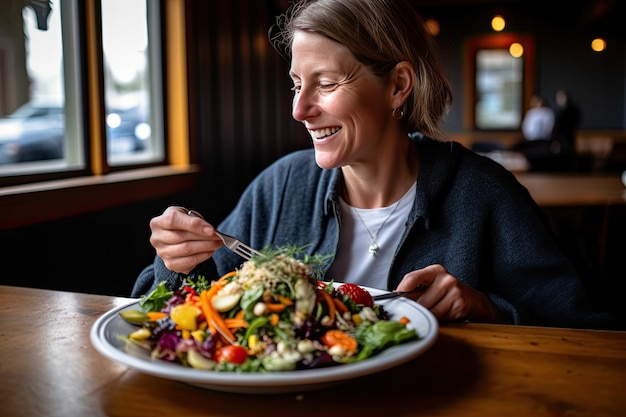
327;182;416;289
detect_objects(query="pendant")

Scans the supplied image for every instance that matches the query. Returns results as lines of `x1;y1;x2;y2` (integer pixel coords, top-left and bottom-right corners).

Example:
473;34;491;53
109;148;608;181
368;241;379;256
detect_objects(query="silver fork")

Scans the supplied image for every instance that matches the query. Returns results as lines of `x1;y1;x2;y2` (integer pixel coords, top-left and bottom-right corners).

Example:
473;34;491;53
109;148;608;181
187;209;262;260
213;230;263;260
372;284;428;300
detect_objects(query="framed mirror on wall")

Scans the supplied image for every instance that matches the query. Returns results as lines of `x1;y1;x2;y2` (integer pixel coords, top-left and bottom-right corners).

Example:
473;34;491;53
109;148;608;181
465;34;535;130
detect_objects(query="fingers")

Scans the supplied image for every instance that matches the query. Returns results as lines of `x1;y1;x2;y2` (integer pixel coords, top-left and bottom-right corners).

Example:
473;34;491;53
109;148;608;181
149;206;223;274
398;264;473;322
421;283;469;321
396;264;443;292
153;206;217;239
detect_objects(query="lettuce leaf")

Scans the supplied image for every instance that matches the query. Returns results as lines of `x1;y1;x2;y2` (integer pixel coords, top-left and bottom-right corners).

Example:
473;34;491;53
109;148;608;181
139;281;173;312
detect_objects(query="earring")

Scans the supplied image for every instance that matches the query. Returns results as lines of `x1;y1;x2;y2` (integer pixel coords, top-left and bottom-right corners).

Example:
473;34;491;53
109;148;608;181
392;107;405;119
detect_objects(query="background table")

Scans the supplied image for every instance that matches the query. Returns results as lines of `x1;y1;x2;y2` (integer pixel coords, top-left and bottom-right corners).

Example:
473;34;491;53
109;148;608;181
515;172;626;207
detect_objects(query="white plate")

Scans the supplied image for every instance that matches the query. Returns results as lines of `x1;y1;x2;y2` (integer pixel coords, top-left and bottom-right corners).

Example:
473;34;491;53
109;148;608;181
90;285;438;394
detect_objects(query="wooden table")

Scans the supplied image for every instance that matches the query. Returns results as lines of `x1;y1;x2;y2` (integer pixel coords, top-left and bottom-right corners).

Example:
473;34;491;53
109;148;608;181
515;172;626;207
1;285;625;417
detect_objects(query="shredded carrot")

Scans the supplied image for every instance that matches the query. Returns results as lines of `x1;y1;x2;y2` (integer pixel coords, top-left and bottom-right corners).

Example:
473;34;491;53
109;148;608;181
270;313;280;326
209;308;235;343
146;311;167;321
275;295;294;305
398;316;411;325
224;318;249;329
234;309;245;320
266;303;287;313
198;291;217;335
196;272;242;344
185;293;199;303
218;270;238;281
205;279;227;298
317;288;336;322
332;298;349;314
199;289;236;343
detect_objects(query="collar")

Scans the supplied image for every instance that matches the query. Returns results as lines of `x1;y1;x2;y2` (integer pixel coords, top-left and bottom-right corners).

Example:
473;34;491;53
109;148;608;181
323;134;464;230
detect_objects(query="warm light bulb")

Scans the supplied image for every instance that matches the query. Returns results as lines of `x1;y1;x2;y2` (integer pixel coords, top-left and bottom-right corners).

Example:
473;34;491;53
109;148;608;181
509;42;524;58
491;15;505;31
424;18;440;36
591;37;606;52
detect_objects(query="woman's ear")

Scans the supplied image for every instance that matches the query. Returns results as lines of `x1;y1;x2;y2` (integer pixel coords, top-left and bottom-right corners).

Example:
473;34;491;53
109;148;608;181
390;61;414;107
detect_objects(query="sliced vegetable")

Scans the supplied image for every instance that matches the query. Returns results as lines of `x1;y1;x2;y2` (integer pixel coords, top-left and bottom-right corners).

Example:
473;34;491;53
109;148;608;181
321;329;358;353
224;318;248;329
199;290;235;344
317;288;336;322
187;349;217;370
211;292;242;312
169;304;202;331
119;309;148;325
146;311;168;321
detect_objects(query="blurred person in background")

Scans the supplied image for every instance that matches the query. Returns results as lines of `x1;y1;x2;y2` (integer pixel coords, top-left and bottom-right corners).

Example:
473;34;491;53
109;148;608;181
552;90;582;169
522;95;554;141
552;89;582;157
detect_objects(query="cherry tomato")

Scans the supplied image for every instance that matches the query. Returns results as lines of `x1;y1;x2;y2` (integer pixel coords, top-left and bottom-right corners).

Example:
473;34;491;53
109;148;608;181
215;345;248;365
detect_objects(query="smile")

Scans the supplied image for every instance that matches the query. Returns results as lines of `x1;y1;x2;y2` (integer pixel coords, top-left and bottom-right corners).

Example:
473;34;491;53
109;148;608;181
308;127;341;139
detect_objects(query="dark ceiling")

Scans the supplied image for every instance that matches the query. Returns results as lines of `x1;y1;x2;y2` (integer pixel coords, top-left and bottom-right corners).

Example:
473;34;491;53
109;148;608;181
410;0;625;39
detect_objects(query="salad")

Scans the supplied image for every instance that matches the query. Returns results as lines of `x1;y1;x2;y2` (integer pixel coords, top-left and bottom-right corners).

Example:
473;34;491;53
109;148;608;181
120;246;418;372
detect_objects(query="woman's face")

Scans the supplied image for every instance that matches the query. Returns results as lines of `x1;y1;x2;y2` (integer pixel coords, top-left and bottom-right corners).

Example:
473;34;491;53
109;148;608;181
289;31;394;170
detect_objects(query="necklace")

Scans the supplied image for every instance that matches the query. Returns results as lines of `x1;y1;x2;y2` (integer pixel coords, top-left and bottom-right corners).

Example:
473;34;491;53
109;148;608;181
353;198;403;256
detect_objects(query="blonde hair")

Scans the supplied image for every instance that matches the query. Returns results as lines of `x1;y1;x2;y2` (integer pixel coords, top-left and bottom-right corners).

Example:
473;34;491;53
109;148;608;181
270;0;453;141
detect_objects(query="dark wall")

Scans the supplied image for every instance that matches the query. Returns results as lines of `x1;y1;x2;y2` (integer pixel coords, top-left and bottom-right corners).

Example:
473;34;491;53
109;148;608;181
185;0;311;223
0;193;195;296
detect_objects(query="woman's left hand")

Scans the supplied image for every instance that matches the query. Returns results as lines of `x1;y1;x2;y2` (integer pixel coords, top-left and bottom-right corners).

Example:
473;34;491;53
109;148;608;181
397;264;505;323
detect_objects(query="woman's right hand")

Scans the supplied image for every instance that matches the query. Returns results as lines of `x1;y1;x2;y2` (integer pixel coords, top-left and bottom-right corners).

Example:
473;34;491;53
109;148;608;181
148;206;223;274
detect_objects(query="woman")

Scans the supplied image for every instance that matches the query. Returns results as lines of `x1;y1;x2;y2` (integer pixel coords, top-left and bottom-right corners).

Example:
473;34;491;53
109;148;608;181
133;0;615;329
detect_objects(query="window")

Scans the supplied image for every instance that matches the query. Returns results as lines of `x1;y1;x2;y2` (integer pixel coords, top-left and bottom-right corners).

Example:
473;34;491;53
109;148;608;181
101;0;164;166
0;0;165;182
0;0;197;230
475;49;523;129
464;34;535;131
0;0;83;176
